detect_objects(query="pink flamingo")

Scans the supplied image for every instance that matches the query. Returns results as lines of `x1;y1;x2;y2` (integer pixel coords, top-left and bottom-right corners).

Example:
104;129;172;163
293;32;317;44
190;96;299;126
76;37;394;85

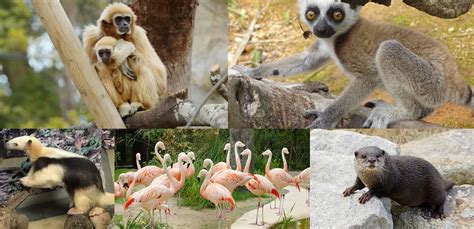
114;182;127;199
295;168;310;206
126;141;166;199
117;152;142;190
200;159;236;224
211;143;232;174
207;168;256;193
171;151;196;179
241;149;280;225
125;153;190;228
262;149;300;215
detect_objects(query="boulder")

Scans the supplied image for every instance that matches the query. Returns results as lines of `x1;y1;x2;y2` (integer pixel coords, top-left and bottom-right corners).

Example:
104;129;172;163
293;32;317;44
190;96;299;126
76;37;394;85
310;129;401;156
394;185;474;228
401;129;474;184
310;183;393;228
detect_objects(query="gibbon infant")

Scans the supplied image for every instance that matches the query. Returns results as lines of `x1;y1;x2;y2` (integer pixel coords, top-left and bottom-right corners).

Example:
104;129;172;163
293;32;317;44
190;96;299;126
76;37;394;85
83;3;166;114
94;36;159;117
5;136;113;215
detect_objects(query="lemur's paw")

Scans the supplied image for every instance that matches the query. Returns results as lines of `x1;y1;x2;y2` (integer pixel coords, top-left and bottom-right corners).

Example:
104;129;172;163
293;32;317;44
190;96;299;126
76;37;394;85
67;207;86;215
119;103;132;118
363;107;397;128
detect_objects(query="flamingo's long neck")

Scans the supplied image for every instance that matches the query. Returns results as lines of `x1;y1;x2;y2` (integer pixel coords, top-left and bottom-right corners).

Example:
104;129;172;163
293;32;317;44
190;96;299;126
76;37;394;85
136;153;141;169
265;152;272;175
225;146;231;167
200;160;214;198
187;156;195;178
174;157;186;192
163;156;178;191
282;150;288;172
234;144;242;171
125;175;136;199
243;151;251;173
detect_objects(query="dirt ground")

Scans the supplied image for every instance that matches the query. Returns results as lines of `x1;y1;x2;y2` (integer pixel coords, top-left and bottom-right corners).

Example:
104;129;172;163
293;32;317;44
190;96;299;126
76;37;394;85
228;0;474;128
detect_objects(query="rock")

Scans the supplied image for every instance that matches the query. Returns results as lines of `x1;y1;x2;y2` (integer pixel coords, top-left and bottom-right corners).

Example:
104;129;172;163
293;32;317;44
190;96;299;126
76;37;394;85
0;206;29;229
310;183;393;228
400;129;474;184
310;129;401;156
394;185;474;228
310;130;400;228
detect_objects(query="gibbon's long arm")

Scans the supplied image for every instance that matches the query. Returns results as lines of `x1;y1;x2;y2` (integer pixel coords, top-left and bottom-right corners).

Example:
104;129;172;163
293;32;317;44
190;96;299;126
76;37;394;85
233;40;330;79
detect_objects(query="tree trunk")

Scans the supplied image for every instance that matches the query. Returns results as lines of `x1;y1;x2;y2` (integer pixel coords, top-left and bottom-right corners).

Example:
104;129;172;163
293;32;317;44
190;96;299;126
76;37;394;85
403;0;473;19
230;129;254;172
130;0;198;94
229;71;443;129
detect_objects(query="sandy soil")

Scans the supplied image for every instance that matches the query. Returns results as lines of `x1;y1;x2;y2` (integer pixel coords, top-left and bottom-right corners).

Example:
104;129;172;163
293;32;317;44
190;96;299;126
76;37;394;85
114;194;273;228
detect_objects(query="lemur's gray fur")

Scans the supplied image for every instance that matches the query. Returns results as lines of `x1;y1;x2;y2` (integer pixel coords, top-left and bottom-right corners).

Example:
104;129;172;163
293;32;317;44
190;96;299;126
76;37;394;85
233;0;472;128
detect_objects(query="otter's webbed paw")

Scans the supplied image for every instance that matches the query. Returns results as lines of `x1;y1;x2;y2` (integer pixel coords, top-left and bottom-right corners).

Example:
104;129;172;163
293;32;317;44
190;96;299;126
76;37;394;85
343;186;356;197
231;65;261;80
358;191;374;204
304;110;337;129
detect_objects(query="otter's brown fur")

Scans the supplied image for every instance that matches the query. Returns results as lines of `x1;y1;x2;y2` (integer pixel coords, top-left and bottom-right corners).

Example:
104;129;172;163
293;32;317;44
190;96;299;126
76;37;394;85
343;146;454;219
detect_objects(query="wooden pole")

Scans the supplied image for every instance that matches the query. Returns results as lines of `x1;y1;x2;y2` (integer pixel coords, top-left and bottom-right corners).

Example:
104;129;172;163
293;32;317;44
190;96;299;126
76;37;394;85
31;0;125;128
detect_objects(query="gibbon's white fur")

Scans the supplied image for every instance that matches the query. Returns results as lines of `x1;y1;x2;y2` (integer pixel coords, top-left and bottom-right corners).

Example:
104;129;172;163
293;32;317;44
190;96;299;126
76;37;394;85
5;136;113;214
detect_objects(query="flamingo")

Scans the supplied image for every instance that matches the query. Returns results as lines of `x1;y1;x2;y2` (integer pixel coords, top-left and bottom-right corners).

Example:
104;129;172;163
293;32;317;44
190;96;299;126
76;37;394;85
126;141;166;199
114;182;127;198
172;151;195;178
281;147;289;172
212;143;232;174
262;149;300;215
136;152;142;169
125;153;190;228
295;168;310;206
118;172;135;190
206;167;256;193
233;141;245;172
200;159;235;225
241;149;280;226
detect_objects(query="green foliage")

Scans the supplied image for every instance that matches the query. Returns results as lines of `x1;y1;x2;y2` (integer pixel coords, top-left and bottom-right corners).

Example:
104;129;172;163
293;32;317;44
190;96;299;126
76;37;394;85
251;49;262;67
0;0;31;52
254;129;310;171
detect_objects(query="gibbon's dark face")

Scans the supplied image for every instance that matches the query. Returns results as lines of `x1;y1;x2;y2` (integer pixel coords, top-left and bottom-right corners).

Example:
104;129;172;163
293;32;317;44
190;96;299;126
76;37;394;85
98;49;112;64
114;15;131;34
300;0;361;39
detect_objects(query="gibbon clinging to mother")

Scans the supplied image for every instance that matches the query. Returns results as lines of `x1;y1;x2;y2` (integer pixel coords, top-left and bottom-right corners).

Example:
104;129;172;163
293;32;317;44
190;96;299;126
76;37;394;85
94;36;160;117
83;3;166;116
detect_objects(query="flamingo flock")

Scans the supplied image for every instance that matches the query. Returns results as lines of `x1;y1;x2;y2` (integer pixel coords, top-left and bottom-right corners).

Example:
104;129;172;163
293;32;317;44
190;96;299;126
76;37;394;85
115;140;310;227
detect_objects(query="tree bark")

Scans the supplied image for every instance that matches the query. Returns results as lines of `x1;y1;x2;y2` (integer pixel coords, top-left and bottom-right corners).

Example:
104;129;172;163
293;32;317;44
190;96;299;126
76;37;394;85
130;0;198;94
403;0;473;19
229;71;443;129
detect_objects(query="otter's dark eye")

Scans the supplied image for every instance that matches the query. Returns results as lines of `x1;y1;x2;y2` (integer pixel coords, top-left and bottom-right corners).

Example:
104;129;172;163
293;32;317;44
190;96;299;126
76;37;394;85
306;10;317;21
332;11;344;22
361;155;366;159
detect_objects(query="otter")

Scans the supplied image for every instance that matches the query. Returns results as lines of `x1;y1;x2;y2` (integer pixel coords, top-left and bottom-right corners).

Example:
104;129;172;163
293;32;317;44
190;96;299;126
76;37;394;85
343;146;454;219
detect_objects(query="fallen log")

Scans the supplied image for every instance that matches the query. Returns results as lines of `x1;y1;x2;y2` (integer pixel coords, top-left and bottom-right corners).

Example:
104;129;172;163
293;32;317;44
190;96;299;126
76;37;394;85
229;70;443;129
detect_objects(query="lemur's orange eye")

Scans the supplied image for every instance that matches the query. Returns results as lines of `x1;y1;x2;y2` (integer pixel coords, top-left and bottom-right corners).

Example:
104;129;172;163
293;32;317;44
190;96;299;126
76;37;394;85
306;11;317;21
333;11;344;22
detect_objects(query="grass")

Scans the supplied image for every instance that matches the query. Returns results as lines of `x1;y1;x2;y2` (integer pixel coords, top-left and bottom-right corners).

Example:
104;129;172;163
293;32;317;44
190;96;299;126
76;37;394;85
270;203;310;229
113;210;170;229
